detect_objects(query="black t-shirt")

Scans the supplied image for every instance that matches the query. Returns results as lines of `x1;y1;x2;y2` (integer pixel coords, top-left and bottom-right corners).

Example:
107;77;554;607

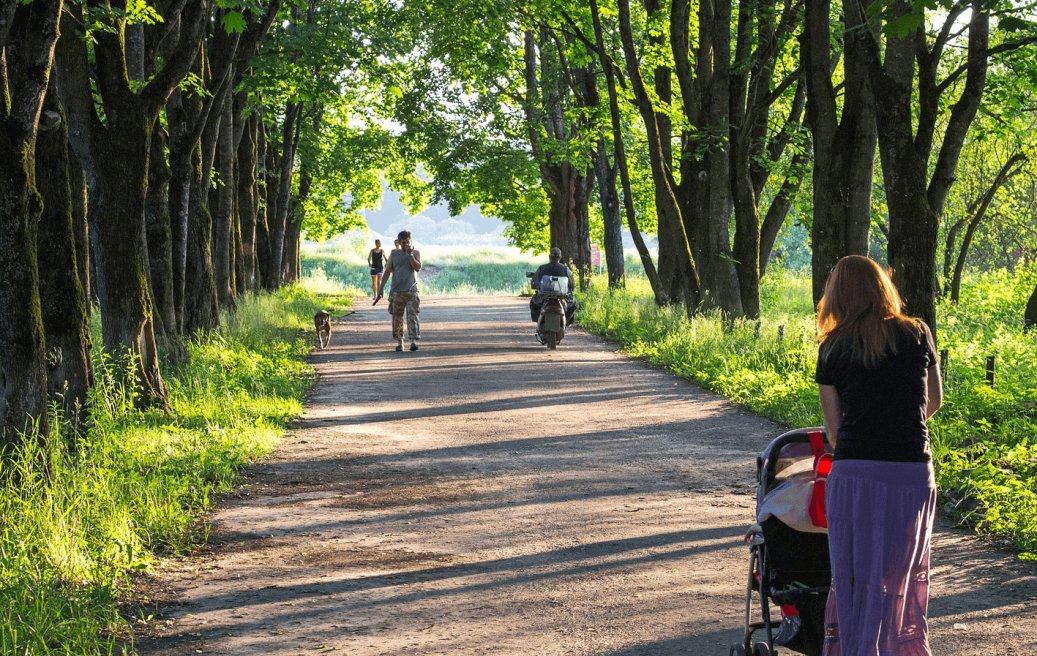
815;320;937;463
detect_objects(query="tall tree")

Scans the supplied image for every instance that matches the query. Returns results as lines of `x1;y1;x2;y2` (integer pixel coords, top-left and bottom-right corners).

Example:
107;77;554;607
618;0;702;313
35;86;92;429
0;0;62;442
861;1;1036;331
589;0;662;298
670;0;742;315
727;0;806;317
802;0;878;305
55;0;211;407
522;27;594;283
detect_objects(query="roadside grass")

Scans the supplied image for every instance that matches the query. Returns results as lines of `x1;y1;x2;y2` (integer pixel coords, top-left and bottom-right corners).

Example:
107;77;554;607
578;267;1037;557
302;246;541;296
0;283;349;654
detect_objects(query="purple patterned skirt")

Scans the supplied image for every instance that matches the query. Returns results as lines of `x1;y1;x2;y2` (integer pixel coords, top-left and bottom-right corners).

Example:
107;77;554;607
823;459;937;656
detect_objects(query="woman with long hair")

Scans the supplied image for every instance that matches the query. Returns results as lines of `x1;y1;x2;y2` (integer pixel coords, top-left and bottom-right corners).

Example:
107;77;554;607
815;255;943;656
368;239;385;300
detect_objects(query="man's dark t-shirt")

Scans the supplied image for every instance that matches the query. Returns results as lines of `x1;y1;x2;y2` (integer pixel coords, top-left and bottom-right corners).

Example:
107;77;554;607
815;320;937;463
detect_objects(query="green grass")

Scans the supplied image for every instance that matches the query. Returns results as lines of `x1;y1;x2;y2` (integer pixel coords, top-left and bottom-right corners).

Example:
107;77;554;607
577;266;1037;558
0;283;349;654
302;245;542;296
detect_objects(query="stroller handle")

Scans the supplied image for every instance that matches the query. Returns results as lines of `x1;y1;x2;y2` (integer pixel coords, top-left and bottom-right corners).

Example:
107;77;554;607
756;426;829;490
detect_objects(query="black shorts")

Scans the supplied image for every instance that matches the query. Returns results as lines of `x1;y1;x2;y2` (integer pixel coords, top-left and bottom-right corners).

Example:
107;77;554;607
370;268;383;276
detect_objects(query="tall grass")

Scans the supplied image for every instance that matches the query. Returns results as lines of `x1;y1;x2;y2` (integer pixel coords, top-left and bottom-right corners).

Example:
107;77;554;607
0;284;347;654
578;267;1037;557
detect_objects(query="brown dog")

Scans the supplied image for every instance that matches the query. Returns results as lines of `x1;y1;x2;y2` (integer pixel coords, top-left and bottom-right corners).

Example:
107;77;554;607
314;310;331;349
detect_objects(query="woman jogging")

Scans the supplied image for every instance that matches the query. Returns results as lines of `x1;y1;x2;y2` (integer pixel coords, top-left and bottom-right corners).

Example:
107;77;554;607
815;255;943;656
368;239;386;300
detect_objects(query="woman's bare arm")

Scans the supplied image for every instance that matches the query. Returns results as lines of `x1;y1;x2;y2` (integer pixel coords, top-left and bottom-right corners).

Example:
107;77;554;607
925;364;943;419
376;258;394;298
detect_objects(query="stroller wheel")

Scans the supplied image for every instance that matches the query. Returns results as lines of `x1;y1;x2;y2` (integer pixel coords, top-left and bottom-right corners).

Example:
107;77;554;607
752;642;773;656
728;645;748;656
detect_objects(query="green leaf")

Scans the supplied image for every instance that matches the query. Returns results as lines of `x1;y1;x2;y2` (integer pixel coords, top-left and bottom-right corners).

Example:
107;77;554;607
223;11;247;34
998;16;1037;33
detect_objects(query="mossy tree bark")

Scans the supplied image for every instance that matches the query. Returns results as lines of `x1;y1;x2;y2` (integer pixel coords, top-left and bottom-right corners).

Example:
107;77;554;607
55;0;211;408
0;0;62;443
35;86;92;430
146;123;177;336
214;81;237;307
238;112;260;291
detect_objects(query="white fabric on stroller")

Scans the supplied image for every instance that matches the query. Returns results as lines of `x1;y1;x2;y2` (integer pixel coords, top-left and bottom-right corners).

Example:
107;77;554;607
757;459;827;534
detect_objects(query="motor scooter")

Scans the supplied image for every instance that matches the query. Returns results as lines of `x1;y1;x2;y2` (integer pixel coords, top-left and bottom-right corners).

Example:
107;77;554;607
526;272;569;349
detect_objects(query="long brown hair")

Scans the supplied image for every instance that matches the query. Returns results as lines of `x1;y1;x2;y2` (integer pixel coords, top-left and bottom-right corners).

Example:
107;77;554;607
816;255;922;367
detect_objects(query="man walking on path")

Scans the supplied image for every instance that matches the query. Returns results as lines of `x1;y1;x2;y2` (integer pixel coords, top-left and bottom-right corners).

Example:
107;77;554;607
376;230;422;352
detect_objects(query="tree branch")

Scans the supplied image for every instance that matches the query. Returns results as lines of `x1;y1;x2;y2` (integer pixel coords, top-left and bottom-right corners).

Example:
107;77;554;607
141;0;211;112
937;35;1037;94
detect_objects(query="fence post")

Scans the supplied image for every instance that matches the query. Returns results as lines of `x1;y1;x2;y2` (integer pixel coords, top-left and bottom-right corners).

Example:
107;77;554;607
939;349;948;373
778;325;785;341
986;355;995;387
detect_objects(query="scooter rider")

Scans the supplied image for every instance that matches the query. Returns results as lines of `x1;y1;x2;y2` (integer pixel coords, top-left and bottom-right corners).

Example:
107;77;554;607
530;246;577;326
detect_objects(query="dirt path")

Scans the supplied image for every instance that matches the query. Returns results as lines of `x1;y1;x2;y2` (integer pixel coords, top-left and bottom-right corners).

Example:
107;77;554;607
136;297;1037;656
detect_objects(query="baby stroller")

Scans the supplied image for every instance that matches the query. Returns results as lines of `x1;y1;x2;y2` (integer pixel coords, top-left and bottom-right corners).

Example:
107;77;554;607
730;428;833;656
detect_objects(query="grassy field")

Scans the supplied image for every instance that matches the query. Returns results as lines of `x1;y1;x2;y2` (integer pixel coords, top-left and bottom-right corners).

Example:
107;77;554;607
577;267;1037;558
0;284;349;654
302;242;542;296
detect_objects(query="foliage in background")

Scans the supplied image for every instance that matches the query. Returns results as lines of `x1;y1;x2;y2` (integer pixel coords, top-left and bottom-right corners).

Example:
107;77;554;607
0;285;346;654
578;268;1037;557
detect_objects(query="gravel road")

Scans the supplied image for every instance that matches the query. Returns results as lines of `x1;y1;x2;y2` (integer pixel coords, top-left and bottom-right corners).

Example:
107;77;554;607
136;296;1037;656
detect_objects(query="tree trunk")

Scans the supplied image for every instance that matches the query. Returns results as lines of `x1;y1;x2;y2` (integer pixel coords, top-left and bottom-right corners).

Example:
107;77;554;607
35;87;92;430
69;156;90;307
55;0;210;409
256;119;273;289
618;0;701;312
146;122;177;335
545;164;592;285
0;0;64;442
802;0;877;305
283;215;303;284
182;97;223;334
698;0;742;317
863;3;989;333
214;81;236;307
949;153;1026;301
590;0;661;299
167;89;194;329
238;113;259;291
1025;282;1037;332
88;120;169;407
593;139;625;288
268;102;302;290
260;125;278;289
